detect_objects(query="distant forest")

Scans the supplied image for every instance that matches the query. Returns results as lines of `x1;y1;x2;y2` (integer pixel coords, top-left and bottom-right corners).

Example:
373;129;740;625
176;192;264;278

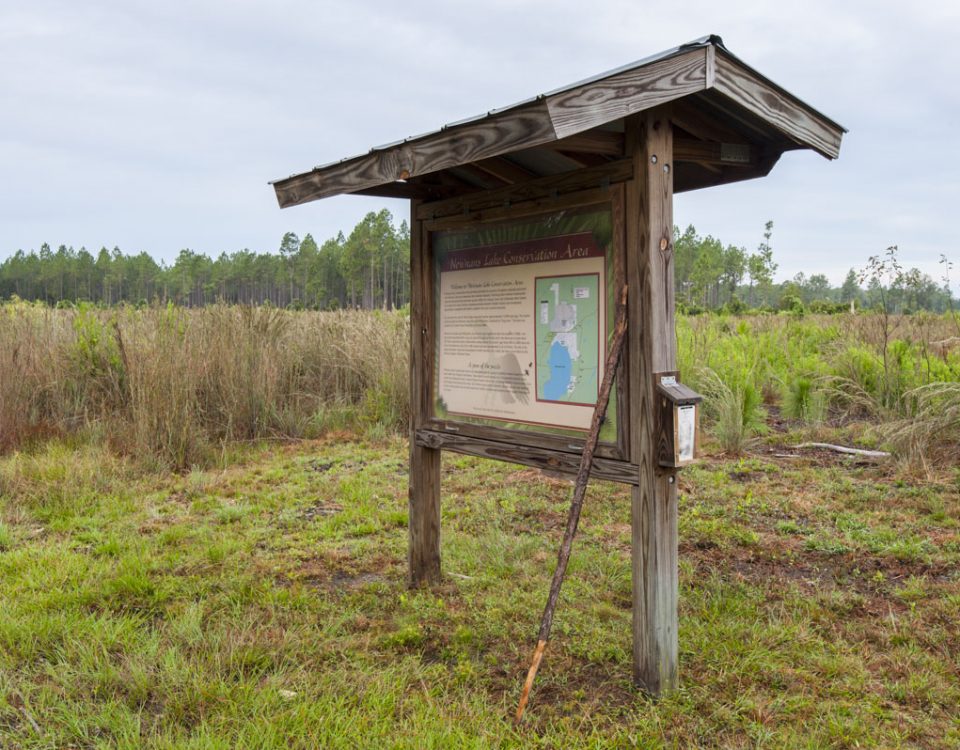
1;210;409;311
2;212;956;314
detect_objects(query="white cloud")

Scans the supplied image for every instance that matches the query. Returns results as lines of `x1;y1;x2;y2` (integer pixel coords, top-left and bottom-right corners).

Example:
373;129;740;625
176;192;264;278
1;0;957;292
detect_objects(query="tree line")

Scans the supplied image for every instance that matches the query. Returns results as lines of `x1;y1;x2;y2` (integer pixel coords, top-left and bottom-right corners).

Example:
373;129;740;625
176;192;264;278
2;213;956;314
674;222;957;314
0;210;410;310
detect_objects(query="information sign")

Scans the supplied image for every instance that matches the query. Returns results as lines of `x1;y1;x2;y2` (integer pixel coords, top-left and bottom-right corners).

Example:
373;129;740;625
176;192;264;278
432;207;614;434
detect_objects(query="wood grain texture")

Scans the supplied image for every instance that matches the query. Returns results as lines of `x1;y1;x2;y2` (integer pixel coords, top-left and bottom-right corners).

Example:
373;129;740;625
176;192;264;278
352;182;465;201
547;50;707;140
673;137;754;166
424;417;624;462
417;160;633;222
473;157;538;184
705;45;716;89
415;429;639;486
548;130;625;156
611;185;630;455
555;151;612;169
408;200;442;587
625;109;679;695
712;52;843;159
274;103;557;207
671;97;745;143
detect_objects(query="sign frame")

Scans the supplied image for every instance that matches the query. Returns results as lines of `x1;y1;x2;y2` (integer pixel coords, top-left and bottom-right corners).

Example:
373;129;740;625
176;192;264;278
414;187;635;477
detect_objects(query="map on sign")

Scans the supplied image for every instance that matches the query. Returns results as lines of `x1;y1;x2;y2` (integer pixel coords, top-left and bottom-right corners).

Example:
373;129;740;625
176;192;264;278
534;274;600;405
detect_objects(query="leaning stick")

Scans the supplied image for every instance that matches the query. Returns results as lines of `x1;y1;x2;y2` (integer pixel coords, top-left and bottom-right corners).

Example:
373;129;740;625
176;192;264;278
515;284;629;724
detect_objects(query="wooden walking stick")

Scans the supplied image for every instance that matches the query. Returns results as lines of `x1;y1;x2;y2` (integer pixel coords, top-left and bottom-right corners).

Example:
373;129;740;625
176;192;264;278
515;284;629;724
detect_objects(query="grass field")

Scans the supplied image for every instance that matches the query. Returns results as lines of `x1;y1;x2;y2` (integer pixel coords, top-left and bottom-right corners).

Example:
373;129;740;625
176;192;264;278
2;305;959;746
1;425;958;748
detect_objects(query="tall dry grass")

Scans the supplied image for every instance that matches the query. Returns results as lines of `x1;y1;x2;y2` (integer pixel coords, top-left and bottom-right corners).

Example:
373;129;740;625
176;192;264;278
0;302;409;469
4;304;958;470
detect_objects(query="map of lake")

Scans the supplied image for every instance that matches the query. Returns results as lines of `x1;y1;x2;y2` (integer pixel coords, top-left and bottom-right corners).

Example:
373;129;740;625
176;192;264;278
535;273;601;405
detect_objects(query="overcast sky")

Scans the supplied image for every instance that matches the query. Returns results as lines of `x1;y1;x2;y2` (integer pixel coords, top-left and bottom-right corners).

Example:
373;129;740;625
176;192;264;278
2;0;958;289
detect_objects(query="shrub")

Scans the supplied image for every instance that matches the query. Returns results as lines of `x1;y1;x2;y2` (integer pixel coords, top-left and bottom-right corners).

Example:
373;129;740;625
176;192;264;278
782;376;827;423
695;368;764;454
877;382;960;471
0;304;410;470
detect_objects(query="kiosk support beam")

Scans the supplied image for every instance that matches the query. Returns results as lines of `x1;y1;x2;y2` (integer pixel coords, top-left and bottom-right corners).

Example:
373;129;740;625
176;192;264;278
408;199;442;586
626;109;679;694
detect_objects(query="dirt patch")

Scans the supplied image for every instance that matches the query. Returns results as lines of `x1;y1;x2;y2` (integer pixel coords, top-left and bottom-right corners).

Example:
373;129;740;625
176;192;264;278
484;648;638;730
513;506;567;535
508;468;574;488
328;570;385;588
272;549;400;592
683;541;958;615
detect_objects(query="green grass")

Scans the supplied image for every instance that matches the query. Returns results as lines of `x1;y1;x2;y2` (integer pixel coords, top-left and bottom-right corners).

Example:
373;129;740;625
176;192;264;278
1;432;958;748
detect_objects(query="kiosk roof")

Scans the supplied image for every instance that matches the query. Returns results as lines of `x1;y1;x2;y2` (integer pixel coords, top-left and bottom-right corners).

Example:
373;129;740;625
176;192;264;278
272;35;844;209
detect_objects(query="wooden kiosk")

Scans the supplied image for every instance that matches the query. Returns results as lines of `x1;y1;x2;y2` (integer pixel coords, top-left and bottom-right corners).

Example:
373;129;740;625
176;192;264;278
272;35;844;695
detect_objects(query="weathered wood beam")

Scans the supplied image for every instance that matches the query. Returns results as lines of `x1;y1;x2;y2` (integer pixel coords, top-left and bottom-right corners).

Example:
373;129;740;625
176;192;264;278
473;156;538;184
408;200;441;587
274;48;707;208
712;51;843;159
670;98;744;143
547;49;707;139
556;150;612;169
416;158;633;221
423;418;625;462
451;163;512;189
549;130;625;156
673;137;754;166
352;182;465;200
274;102;559;207
625;109;679;695
415;429;639;485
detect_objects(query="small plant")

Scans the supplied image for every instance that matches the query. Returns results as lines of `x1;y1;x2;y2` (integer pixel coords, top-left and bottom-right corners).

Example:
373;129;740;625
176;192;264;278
695;367;764;454
877;381;960;472
783;376;827;423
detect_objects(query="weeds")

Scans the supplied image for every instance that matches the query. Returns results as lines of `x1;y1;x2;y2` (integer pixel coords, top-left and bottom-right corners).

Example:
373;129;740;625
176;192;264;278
878;381;960;472
0;302;409;470
694;368;764;454
3;302;959;469
1;433;957;748
782;375;827;423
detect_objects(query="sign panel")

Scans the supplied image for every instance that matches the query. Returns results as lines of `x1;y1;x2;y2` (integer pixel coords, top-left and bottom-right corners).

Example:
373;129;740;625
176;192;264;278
676;404;696;463
433;208;614;434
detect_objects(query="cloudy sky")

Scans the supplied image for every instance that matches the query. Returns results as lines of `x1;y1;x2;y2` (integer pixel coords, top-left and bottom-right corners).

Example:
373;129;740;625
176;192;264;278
2;0;958;289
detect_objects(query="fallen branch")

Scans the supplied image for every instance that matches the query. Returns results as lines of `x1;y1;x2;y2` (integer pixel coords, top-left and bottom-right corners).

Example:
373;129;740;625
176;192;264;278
10;691;41;735
794;442;890;458
515;284;629;724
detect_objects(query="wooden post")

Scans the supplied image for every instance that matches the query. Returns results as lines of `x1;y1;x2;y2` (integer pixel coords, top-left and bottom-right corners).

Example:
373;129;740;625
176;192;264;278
625;108;678;694
408;199;442;586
